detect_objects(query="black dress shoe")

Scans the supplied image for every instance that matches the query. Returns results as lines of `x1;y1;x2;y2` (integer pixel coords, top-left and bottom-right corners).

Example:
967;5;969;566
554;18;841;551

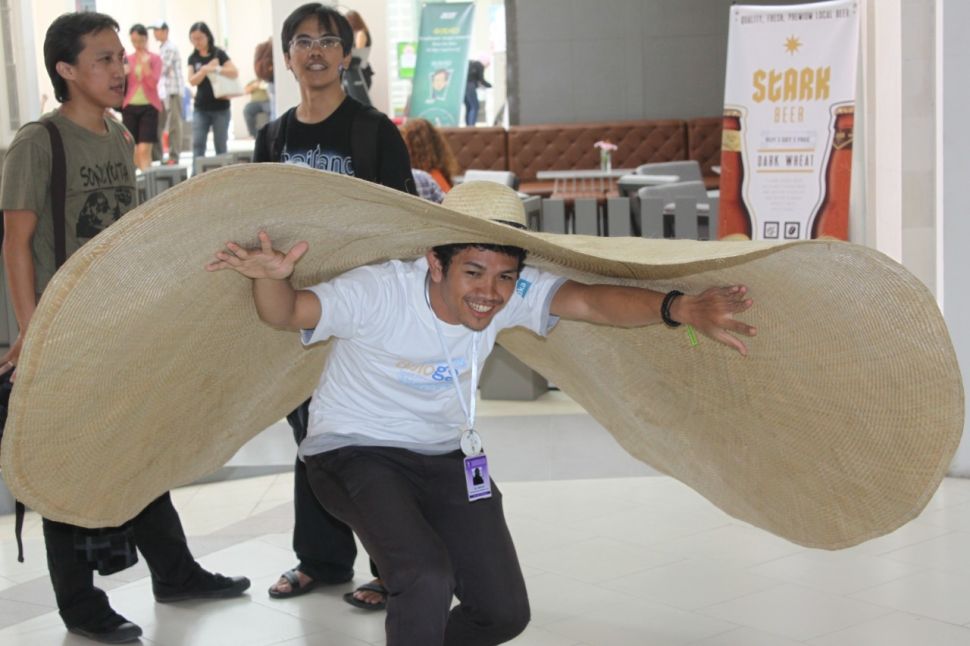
154;572;251;603
67;620;142;643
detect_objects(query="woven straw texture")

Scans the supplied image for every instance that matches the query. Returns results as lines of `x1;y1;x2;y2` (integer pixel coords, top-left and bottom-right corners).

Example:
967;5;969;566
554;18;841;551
0;164;962;549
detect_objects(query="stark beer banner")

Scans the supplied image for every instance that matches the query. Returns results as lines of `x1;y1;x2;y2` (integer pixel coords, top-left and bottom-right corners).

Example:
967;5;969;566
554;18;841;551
408;2;475;126
719;1;859;241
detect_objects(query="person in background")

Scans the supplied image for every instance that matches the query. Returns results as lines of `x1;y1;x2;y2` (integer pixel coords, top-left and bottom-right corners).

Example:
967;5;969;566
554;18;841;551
401;117;460;192
243;79;271;138
1;12;250;644
253;37;275;119
187;21;237;160
411;168;445;203
121;23;162;171
150;20;185;165
342;9;372;105
254;2;415;612
464;56;492;127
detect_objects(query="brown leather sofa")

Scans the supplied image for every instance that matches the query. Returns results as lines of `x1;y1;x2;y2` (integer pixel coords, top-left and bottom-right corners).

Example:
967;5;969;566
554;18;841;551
440;117;721;195
687;117;722;190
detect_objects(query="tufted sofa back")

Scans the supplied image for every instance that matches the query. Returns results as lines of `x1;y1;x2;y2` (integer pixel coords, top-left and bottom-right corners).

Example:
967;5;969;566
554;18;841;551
687;117;723;189
507;120;687;182
435;118;720;190
439;127;508;173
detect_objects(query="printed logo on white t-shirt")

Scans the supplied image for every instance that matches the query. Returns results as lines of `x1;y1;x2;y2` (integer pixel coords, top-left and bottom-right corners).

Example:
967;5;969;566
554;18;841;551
515;278;532;298
395;357;467;391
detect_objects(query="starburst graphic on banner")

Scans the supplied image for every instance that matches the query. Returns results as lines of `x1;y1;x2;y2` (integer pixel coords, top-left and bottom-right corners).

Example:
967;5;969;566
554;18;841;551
784;35;802;55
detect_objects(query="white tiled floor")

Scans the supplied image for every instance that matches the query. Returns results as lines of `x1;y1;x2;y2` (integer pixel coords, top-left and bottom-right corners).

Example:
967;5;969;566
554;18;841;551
2;392;970;645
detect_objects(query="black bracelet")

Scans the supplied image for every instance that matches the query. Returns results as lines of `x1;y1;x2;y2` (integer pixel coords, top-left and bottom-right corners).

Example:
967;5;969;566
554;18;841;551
661;290;684;328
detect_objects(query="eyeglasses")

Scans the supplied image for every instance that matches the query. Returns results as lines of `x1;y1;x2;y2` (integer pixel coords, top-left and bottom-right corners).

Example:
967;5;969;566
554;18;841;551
289;35;343;52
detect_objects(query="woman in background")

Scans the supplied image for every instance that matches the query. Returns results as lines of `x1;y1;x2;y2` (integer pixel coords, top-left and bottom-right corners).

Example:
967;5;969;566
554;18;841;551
187;21;238;159
343;10;372;105
401;118;460;192
122;24;163;171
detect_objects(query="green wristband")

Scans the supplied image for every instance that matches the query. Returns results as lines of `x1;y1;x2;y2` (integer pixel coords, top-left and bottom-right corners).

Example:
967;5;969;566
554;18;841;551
686;325;698;347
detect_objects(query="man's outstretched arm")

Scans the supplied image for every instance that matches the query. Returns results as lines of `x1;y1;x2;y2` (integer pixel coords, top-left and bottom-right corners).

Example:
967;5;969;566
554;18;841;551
206;230;320;331
550;281;756;356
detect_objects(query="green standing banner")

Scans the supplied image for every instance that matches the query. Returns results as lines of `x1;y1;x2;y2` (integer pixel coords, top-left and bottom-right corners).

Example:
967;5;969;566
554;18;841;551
408;3;475;126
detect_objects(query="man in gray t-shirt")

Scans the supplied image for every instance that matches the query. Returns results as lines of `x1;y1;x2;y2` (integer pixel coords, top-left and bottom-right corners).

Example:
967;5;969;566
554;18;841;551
1;12;249;644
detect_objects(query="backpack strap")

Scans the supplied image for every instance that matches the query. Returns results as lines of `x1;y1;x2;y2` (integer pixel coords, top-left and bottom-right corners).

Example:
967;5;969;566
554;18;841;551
5;118;68;563
266;108;294;162
351;105;382;183
39;120;68;268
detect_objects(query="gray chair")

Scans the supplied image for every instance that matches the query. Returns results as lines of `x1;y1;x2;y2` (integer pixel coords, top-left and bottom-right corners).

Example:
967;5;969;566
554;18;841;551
617;173;680;198
142;165;188;199
521;195;542;231
635;160;703;182
636;180;717;240
606;197;633;236
192;153;236;177
136;173;149;204
539;198;568;234
230;149;255;164
462;169;519;190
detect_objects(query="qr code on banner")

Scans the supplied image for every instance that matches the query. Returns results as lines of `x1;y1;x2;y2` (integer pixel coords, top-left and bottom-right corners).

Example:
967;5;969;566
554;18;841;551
763;222;780;239
784;222;801;239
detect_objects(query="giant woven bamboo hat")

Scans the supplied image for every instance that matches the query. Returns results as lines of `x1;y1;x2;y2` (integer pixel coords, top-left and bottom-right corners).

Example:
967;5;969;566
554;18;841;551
1;165;962;549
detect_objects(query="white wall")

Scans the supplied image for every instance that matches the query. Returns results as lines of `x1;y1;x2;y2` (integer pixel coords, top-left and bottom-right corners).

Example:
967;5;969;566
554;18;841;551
939;0;970;474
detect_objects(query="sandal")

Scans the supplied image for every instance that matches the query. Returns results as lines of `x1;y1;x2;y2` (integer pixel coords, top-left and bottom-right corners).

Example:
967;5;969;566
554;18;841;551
342;580;388;611
268;568;319;599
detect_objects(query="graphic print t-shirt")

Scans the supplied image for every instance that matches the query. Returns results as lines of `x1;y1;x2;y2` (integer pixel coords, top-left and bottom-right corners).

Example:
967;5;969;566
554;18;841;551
279;98;356;175
0;111;136;294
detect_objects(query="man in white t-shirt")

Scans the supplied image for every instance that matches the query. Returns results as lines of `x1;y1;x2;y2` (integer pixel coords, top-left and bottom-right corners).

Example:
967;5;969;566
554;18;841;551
206;181;756;646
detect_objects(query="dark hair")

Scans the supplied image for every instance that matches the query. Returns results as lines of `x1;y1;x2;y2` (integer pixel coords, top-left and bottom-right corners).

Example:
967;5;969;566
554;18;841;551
432;244;528;275
188;21;215;54
44;12;120;103
402;118;460;187
281;3;353;56
129;23;148;37
432;68;450;80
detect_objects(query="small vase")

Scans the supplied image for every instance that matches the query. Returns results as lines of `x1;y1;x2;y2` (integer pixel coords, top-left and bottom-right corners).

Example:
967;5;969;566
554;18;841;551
600;150;612;173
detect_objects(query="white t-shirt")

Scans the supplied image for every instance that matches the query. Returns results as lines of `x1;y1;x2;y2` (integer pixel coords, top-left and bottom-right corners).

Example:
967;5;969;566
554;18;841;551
299;257;566;457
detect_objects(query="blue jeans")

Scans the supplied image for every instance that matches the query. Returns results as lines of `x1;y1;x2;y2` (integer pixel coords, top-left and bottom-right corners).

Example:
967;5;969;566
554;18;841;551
464;83;479;126
243;100;271;137
192;108;230;158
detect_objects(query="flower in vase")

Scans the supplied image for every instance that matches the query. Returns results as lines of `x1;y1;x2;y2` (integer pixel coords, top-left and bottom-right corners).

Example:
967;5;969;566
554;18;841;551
594;140;617;171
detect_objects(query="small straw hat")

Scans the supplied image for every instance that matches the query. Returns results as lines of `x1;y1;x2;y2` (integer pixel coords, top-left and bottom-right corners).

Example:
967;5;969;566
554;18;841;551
1;164;962;549
441;181;527;228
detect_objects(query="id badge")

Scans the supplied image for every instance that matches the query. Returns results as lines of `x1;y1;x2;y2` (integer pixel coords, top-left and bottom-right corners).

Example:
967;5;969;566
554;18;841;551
463;454;492;502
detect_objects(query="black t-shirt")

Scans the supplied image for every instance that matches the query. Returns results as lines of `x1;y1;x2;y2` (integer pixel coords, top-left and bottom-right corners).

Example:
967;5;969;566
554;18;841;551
188;48;230;112
254;97;415;194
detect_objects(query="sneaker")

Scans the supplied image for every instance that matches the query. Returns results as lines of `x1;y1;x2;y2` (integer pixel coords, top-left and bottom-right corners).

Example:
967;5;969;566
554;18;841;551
154;572;251;603
67;620;142;644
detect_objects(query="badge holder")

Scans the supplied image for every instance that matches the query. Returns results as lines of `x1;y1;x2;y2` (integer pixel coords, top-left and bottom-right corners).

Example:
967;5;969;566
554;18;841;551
462;429;491;502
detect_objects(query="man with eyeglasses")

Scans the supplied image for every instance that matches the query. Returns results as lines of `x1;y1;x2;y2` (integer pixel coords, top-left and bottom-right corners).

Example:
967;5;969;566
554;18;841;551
254;2;415;609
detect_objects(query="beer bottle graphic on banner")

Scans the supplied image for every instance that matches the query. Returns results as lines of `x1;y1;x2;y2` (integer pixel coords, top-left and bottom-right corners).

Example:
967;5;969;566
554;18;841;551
718;108;752;239
810;106;854;240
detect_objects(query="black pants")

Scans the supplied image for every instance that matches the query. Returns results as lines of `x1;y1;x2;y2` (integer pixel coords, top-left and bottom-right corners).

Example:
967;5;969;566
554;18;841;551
306;446;530;646
42;492;202;629
287;399;371;582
